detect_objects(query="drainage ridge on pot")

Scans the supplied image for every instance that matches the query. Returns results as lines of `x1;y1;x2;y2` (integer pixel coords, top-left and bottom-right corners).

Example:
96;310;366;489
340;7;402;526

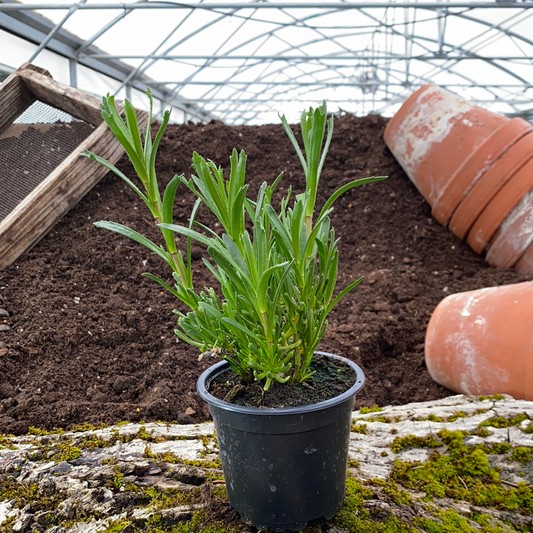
432;117;533;226
383;84;510;210
197;352;365;532
449;129;533;241
486;189;533;269
516;240;533;276
467;157;533;254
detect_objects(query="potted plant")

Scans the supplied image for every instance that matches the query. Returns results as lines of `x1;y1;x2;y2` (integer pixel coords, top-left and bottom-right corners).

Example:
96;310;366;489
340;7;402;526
84;92;386;531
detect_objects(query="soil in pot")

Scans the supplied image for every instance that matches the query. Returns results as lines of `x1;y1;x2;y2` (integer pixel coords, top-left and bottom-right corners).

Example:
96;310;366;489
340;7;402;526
207;352;357;409
0;114;530;435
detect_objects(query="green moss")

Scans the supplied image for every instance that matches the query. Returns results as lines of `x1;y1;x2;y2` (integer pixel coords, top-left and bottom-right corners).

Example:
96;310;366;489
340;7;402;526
332;476;374;529
390;434;441;454
78;434;117;450
351;422;368;434
124;482;142;493
0;516;16;533
117;421;130;426
418;414;444;423
478;394;506;402
359;405;384;414
102;457;119;465
100;520;133;533
146;514;165;528
471;427;493;438
447;411;467;422
144;446;181;464
136;426;154;441
200;435;212;448
348;458;361;469
415;509;492;533
485;443;511;454
105;468;124;491
381;451;389;457
479;414;530;429
171;506;249;533
49;441;82;462
372;478;413;506
390;429;533;514
183;458;222;469
366;415;401;424
144;446;222;469
27;426;65;436
511;447;532;464
390;428;398;435
0;478;65;519
332;475;419;532
0;433;16;450
71;422;108;432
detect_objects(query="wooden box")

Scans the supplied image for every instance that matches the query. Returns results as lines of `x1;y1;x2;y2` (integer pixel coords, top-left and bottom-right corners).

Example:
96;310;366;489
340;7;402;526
0;63;139;270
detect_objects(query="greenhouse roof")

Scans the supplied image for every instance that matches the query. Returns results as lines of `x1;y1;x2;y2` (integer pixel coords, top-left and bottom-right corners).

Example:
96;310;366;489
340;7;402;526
0;0;532;124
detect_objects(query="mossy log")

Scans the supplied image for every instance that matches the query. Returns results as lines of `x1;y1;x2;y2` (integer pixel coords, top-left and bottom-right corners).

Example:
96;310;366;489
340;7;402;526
1;395;532;532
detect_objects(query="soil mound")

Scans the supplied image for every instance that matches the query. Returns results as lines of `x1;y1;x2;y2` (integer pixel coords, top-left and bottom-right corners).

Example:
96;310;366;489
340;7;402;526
0;114;529;435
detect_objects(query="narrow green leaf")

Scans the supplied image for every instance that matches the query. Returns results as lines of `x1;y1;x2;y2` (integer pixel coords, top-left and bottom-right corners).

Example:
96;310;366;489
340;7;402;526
94;221;172;267
279;113;307;174
141;273;180;299
318;176;388;220
158;223;213;248
325;277;363;316
222;318;269;352
229;186;248;241
264;205;293;259
123;99;144;163
82;150;152;213
257;262;288;314
160;174;183;254
222;233;249;276
162;174;182;224
187;197;202;287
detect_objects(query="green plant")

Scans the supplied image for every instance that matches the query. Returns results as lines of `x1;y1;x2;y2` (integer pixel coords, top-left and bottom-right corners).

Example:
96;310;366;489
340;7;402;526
85;92;385;391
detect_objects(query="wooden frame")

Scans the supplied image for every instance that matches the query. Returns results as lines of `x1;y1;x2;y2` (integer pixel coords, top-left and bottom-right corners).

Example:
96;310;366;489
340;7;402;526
0;63;145;270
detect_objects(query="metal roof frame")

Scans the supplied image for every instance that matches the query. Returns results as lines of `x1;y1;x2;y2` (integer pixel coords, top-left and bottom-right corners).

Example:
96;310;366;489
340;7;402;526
0;0;531;124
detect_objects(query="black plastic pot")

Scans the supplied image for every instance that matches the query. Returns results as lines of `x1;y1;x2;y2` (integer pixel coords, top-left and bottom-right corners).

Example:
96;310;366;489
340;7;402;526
197;352;365;531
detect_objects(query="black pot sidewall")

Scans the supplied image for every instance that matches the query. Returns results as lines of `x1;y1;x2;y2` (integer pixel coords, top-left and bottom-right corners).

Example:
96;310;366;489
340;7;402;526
197;353;364;531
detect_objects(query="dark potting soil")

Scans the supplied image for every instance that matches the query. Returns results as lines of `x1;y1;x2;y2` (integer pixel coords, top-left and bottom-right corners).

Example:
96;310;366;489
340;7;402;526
207;354;357;408
0;114;530;436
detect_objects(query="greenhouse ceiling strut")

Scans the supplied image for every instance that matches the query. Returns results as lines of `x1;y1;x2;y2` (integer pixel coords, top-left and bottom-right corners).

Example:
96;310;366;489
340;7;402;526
0;0;531;124
1;3;533;10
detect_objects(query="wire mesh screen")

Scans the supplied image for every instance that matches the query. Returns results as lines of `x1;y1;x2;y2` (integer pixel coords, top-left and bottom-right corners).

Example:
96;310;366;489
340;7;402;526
0;101;95;222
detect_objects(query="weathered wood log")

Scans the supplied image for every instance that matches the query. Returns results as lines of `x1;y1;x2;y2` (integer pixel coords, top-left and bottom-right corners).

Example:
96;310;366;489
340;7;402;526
1;395;532;532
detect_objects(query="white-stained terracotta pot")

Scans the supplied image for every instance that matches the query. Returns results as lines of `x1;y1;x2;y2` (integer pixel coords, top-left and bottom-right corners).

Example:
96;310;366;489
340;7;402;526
425;281;533;400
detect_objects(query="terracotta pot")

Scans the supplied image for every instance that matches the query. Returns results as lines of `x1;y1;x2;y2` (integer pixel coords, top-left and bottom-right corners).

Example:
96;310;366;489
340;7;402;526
486;190;533;269
425;281;533;400
432;118;533;225
467;157;533;254
384;84;510;218
449;130;533;240
516;241;533;276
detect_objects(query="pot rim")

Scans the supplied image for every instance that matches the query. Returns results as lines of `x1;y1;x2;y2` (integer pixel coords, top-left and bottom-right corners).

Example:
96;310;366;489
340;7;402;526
197;351;365;416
